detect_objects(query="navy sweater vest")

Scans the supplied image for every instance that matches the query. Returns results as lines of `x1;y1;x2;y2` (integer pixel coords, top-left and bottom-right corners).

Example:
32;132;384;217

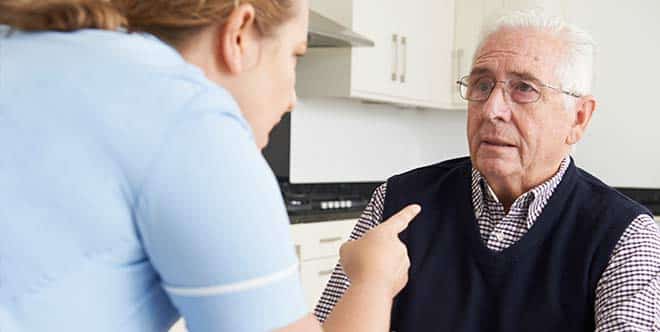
383;157;650;332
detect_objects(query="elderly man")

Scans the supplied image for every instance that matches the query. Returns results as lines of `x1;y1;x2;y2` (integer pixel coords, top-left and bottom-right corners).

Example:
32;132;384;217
314;11;660;332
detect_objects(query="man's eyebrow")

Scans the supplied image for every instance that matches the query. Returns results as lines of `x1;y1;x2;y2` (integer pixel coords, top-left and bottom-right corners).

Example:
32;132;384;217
469;67;492;76
509;71;543;83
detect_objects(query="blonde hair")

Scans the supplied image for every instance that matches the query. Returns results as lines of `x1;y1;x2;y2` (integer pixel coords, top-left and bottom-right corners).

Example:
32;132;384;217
0;0;296;47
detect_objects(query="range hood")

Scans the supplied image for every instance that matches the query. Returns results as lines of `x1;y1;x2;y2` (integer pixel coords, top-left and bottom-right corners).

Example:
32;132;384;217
307;10;375;48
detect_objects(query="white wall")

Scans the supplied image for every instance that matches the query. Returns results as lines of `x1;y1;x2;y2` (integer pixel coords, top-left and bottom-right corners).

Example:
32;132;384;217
564;0;660;188
290;98;468;183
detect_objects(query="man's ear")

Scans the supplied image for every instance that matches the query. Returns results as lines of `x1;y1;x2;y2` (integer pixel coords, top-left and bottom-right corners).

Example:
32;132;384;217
566;95;596;145
216;3;258;75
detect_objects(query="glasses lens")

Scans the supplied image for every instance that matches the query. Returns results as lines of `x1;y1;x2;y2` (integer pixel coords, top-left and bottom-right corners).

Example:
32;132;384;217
508;79;540;103
466;76;494;102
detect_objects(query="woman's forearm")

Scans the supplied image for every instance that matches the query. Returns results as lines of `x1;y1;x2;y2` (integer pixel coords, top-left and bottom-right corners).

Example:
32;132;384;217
322;282;393;332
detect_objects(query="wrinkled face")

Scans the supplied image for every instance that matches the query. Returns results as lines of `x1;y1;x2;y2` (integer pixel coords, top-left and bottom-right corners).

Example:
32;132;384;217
467;28;575;183
240;0;309;149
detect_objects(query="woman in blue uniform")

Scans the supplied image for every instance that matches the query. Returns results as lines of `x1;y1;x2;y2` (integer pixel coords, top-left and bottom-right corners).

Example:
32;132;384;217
0;1;419;331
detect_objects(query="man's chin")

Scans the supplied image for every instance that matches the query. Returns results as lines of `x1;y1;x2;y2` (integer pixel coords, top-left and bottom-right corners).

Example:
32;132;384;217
475;156;519;178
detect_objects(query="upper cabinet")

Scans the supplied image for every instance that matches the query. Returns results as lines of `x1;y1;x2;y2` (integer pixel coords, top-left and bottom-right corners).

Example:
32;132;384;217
296;0;457;109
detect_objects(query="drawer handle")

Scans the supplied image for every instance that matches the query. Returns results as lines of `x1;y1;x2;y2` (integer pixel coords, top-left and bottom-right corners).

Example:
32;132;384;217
391;34;399;81
319;269;334;276
319;236;343;244
400;36;407;83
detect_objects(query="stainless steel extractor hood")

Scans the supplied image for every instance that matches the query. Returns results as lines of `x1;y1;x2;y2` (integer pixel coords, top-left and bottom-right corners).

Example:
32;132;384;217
307;10;375;48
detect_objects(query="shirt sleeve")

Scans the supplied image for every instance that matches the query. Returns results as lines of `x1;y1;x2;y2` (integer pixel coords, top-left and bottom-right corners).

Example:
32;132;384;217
595;214;660;331
134;90;306;332
313;183;388;322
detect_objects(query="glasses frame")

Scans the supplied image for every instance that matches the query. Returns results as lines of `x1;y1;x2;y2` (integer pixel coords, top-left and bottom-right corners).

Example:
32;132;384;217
456;75;582;104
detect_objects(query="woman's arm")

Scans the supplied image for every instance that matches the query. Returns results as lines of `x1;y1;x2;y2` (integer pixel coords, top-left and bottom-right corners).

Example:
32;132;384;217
275;204;420;332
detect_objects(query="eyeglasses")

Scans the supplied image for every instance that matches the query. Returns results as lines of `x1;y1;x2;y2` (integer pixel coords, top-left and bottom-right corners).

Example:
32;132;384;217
456;75;582;104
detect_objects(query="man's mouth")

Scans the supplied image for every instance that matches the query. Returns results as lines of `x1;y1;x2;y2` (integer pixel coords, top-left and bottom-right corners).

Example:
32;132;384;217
481;138;516;148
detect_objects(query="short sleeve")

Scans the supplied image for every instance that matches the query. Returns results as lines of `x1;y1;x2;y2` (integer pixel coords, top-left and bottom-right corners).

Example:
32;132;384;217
134;89;306;331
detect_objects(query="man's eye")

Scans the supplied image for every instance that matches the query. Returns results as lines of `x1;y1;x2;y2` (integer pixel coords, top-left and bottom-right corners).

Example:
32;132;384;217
474;79;493;92
514;81;536;93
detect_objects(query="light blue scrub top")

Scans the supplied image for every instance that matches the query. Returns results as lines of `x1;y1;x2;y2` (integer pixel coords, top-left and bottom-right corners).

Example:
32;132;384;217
0;28;306;332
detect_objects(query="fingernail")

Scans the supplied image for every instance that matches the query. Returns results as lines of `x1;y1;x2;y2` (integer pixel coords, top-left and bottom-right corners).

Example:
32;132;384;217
411;204;421;214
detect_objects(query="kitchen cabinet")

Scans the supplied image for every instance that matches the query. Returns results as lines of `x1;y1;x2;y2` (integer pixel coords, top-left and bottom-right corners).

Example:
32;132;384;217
168;219;356;331
290;219;356;309
296;0;457;109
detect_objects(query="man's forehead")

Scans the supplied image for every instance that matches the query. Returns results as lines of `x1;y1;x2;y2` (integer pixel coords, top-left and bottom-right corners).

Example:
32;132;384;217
472;28;566;79
481;28;565;54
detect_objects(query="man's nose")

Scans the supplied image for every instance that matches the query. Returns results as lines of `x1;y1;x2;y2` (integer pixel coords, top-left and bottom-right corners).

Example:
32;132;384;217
482;85;512;122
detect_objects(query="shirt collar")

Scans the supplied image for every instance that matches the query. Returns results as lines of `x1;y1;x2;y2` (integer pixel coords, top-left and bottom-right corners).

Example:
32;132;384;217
472;156;572;228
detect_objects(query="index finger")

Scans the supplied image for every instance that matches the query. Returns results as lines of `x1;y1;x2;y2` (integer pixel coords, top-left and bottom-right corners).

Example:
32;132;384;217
380;204;421;235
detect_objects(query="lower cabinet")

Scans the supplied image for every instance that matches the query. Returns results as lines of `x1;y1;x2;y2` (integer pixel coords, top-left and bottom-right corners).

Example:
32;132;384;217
168;219;357;331
299;257;342;310
290;219;357;310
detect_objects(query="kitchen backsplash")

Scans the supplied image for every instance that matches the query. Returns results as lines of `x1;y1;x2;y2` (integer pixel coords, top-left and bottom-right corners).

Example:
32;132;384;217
289;97;469;183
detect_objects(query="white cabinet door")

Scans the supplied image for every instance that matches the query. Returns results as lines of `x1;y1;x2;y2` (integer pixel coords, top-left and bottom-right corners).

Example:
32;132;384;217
299;0;457;109
415;0;456;107
350;0;398;99
396;0;433;104
353;0;456;107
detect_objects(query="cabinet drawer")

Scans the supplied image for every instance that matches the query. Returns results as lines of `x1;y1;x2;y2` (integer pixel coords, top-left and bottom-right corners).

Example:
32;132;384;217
299;256;341;309
291;219;356;261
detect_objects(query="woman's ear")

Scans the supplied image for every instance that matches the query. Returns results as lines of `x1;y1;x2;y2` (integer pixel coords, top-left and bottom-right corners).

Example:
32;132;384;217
566;95;596;145
216;3;259;74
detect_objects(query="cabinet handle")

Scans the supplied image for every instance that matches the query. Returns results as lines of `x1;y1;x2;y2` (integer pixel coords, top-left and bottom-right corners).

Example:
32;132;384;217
391;34;399;82
319;236;343;244
400;36;407;83
319;269;334;276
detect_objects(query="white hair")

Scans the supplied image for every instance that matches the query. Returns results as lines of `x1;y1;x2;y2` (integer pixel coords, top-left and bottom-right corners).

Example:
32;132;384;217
475;10;596;99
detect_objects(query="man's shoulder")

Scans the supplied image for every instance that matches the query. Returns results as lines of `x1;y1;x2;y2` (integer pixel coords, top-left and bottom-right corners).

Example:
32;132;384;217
574;166;653;219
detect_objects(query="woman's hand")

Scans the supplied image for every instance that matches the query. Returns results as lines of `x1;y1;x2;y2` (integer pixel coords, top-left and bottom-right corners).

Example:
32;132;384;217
339;204;421;298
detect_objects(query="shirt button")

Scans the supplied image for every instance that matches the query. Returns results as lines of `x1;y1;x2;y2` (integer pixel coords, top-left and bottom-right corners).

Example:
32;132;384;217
494;231;504;242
